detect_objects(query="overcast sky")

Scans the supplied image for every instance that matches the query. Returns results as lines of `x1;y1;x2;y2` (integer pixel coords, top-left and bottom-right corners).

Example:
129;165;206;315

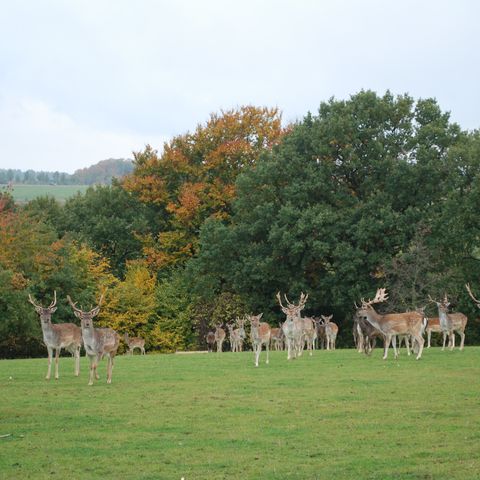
1;0;479;173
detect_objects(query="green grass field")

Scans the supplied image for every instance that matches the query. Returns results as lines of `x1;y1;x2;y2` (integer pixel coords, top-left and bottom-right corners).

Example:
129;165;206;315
1;348;479;479
5;184;89;203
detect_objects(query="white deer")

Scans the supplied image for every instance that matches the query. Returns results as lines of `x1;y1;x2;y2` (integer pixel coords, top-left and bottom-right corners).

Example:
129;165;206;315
356;288;425;360
28;291;82;380
67;294;120;385
246;313;271;367
276;292;308;360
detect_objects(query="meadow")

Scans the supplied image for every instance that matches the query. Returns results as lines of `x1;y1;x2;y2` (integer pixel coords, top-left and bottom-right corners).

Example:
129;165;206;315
1;348;479;480
5;184;89;203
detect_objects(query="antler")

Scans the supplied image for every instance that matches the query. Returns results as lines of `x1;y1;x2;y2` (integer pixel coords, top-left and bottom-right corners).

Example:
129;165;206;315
49;290;57;309
89;293;104;315
276;292;285;308
67;295;83;314
298;292;309;308
28;294;42;309
466;283;480;305
362;288;388;307
284;293;294;307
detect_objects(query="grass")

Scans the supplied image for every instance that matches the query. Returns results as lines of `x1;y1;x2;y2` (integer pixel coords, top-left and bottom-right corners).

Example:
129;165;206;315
0;348;479;479
5;184;89;203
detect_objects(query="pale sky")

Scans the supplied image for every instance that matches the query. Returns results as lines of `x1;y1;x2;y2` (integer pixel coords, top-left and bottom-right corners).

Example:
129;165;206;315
0;0;478;173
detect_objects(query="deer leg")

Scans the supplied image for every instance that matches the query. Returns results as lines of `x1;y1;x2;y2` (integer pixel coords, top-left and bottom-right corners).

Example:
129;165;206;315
383;334;392;360
107;354;114;384
54;348;60;379
415;334;424;360
427;330;431;348
265;341;269;364
459;331;465;350
406;336;411;356
87;354;96;385
449;332;455;350
74;346;80;376
442;332;447;350
46;346;53;380
391;336;398;359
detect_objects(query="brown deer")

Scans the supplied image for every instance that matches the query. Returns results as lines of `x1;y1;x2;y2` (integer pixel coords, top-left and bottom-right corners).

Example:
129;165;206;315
313;317;327;350
356;288;425;360
246;313;271;367
276;292;308;360
270;323;284;351
28;291;82;380
67;294;120;385
424;317;447;348
124;333;146;355
321;314;338;350
227;317;246;352
214;324;226;353
353;310;384;355
205;331;216;352
429;293;467;350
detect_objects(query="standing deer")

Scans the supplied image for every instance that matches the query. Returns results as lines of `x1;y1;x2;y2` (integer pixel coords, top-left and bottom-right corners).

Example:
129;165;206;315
227;317;246;352
424;317;447;348
276;292;308;360
67;294;120;385
28;291;82;380
353;310;384;355
313;317;327;350
246;313;271;367
302;317;317;356
206;331;216;352
270;323;284;351
429;294;467;350
321;315;338;350
356;288;425;360
124;333;146;355
214;324;226;353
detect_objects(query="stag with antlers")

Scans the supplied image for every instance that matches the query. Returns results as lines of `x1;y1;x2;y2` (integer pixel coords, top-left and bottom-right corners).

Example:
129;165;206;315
429;293;467;350
67;294;119;385
28;291;82;380
356;288;425;360
276;292;308;360
246;313;271;367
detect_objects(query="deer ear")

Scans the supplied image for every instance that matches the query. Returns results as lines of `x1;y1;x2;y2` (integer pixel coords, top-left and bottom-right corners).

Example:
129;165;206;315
258;313;263;319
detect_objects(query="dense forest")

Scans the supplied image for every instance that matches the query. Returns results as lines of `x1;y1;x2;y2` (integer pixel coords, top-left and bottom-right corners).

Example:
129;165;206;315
0;158;133;185
1;92;480;358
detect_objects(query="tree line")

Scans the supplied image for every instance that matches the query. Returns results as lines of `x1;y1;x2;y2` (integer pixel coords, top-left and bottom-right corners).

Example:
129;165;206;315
1;92;479;358
0;158;133;186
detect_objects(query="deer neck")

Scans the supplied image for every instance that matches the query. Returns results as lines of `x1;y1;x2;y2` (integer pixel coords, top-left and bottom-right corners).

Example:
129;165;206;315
40;318;57;344
437;308;452;332
362;308;384;332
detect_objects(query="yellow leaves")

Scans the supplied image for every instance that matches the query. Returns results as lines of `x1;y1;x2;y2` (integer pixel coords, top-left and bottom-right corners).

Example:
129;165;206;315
141;231;195;270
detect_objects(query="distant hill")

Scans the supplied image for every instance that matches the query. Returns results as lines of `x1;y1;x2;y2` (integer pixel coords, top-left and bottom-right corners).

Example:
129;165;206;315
0;158;134;185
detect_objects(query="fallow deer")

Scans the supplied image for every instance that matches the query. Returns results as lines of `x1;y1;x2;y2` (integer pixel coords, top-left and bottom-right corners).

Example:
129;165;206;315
206;331;216;352
353;310;384;355
214;324;226;353
356;288;425;360
246;313;271;367
67;294;120;385
270;323;284;351
429;293;467;350
321;315;338;350
227;317;246;352
276;292;308;360
313;317;327;350
302;317;317;356
424;317;447;348
124;333;146;355
28;291;82;380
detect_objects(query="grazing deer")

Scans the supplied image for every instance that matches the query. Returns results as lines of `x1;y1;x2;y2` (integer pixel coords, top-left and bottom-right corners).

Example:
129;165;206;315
246;313;271;367
270;323;284;351
124;333;146;355
276;292;308;360
206;331;216;352
28;291;82;380
356;288;425;360
214;324;226;353
67;294;120;385
429;294;467;350
321;315;338;350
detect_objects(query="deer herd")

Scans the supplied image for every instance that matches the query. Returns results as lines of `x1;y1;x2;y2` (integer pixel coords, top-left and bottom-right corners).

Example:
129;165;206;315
28;283;479;381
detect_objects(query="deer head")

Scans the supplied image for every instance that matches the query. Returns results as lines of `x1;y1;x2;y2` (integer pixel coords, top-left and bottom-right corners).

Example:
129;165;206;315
246;313;263;328
428;293;450;313
321;314;333;324
276;291;308;318
67;294;104;328
465;284;480;308
28;291;57;324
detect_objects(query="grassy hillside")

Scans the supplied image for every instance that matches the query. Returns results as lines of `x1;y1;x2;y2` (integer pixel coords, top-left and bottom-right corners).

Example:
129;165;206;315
1;348;479;479
7;184;89;203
